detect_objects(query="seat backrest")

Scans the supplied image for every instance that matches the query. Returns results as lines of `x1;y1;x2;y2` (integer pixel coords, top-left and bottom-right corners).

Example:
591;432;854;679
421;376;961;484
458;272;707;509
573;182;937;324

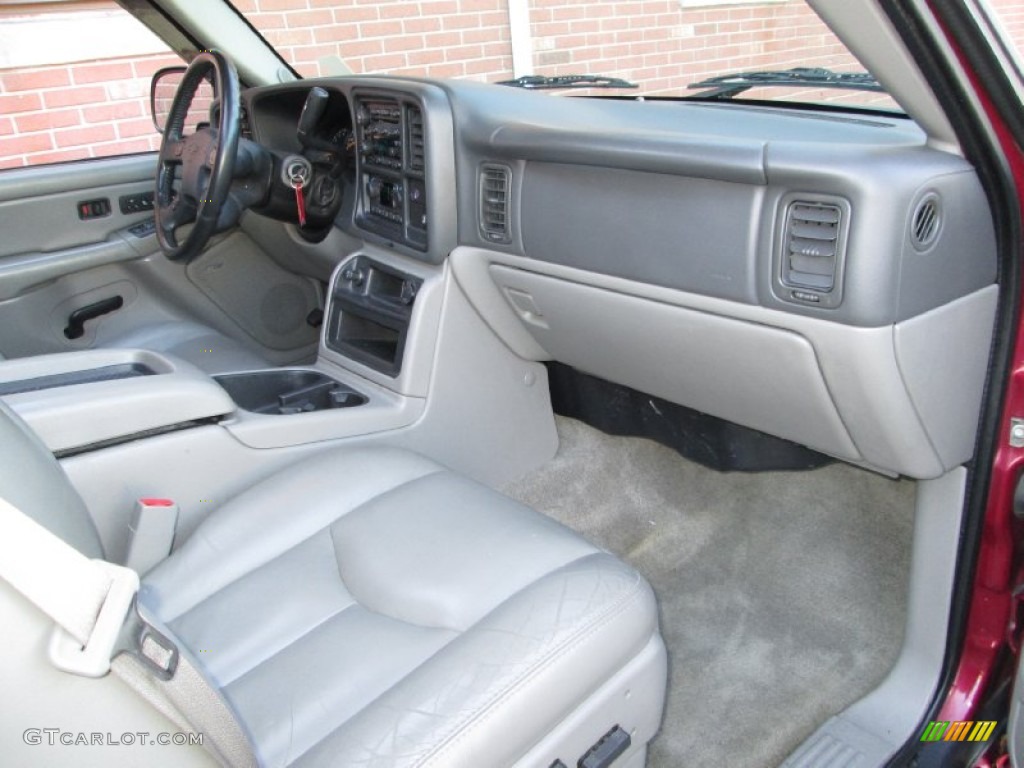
0;400;102;559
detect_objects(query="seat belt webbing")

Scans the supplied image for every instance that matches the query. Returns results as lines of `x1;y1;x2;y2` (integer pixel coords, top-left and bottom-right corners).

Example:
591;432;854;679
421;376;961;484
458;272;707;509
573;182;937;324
0;496;256;768
0;495;131;657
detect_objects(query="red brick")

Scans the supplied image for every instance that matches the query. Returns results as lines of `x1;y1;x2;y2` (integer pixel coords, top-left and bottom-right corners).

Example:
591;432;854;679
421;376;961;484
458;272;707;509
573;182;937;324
286;9;333;26
0;117;13;137
251;12;287;29
257;0;308;11
15;108;81;133
24;148;91;166
73;62;134;85
361;54;409;71
0;133;54;157
403;17;443;33
383;34;425;53
359;20;404;38
338;39;383;57
0;93;43;115
83;101;144;123
407;49;446;66
54;124;116;149
117;118;158;139
331;6;379;22
44;86;106;109
0;156;26;170
314;25;355;43
2;68;72;92
379;3;421;19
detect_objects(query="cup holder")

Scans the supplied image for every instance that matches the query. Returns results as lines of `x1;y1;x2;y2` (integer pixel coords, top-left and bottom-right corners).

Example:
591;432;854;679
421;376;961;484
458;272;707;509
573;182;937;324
214;370;368;415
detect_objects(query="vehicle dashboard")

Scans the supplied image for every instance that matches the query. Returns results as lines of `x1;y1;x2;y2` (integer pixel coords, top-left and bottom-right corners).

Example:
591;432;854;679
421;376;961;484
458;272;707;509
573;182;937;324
241;75;998;481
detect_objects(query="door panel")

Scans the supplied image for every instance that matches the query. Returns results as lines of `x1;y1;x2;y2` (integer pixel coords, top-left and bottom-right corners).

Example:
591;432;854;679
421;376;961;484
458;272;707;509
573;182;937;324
0;155;321;365
0;155;158;259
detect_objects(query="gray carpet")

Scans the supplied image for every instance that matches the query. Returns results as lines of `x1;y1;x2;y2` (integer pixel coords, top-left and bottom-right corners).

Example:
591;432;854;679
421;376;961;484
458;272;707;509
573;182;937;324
502;416;916;768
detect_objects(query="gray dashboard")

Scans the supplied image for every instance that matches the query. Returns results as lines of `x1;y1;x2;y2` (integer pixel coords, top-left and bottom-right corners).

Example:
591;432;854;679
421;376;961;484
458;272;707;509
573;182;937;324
244;75;994;328
439;79;996;327
243;76;998;478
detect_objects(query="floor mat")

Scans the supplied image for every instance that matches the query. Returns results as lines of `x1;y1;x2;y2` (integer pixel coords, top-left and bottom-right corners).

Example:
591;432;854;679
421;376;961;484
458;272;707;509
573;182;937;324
502;416;916;768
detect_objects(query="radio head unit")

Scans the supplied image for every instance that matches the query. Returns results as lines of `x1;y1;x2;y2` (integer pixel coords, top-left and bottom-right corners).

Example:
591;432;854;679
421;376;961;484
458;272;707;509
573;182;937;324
354;94;428;251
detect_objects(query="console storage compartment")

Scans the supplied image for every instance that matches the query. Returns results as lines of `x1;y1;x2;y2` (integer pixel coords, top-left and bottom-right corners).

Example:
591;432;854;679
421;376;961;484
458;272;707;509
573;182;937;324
325;256;422;376
214;370;367;415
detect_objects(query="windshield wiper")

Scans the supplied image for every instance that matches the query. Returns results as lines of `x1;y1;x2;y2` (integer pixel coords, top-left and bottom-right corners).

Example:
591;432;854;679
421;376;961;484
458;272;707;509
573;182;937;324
688;67;882;99
497;74;638;90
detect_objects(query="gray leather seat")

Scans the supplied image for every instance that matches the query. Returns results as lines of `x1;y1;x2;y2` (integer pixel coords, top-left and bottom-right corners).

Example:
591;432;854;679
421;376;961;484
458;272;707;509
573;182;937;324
0;400;667;767
101;321;267;374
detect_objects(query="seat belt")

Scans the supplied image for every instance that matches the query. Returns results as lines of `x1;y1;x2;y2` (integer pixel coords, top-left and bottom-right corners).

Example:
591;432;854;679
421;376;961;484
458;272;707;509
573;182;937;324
0;496;256;768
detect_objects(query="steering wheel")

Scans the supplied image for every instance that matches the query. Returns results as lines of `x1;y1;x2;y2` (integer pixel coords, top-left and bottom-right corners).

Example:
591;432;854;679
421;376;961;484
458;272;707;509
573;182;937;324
155;51;240;263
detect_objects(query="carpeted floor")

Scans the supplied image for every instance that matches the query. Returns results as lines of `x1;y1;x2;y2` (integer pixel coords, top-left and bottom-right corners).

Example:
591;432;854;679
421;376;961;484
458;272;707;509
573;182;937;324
502;416;916;768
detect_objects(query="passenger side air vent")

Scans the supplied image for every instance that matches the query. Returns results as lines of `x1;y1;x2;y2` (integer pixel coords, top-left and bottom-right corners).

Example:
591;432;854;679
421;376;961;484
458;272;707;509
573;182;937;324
911;193;941;251
480;164;512;244
775;197;849;309
407;106;425;172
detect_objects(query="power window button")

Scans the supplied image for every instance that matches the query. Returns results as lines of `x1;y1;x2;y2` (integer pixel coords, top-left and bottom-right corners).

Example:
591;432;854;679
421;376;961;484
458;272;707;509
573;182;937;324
77;198;111;220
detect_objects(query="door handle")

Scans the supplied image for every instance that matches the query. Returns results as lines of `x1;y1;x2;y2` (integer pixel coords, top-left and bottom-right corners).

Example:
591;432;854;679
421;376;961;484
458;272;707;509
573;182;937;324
64;296;124;339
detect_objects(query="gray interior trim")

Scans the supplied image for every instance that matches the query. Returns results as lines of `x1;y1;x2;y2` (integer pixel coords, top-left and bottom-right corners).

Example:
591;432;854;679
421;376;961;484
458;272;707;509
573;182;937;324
0;349;235;453
0;154;156;204
453;247;996;479
809;0;958;149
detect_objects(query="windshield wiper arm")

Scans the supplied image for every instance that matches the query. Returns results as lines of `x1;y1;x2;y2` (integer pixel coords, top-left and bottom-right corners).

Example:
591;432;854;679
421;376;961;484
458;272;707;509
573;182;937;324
688;67;882;99
497;74;638;90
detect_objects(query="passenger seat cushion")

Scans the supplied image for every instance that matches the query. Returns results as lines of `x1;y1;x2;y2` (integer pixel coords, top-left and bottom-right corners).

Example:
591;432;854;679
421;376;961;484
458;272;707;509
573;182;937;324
140;446;660;767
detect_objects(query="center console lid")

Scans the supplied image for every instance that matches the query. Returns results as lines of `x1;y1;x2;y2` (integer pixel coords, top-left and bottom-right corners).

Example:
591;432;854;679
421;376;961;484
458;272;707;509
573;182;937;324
0;349;235;454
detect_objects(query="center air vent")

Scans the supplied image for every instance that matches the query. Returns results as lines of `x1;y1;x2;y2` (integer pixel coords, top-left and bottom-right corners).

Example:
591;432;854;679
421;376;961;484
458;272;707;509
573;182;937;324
911;193;941;251
480;164;512;244
776;197;849;309
407;106;424;172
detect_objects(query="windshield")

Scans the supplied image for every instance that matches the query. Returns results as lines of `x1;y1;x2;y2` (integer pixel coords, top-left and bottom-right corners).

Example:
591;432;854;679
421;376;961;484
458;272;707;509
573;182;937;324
233;0;903;110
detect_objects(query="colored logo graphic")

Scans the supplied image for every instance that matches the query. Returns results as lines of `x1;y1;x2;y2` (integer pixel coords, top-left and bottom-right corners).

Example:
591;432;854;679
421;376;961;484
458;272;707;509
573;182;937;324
920;721;997;743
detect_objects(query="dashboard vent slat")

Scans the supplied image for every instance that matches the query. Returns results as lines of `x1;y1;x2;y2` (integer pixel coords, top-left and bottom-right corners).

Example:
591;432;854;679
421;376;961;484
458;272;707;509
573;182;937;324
911;194;941;250
480;164;512;243
781;200;845;293
407;106;425;172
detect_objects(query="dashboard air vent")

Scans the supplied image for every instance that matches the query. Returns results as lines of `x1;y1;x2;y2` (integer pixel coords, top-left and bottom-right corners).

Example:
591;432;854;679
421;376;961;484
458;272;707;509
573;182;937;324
407;106;424;172
480;164;512;244
781;201;843;292
911;194;941;250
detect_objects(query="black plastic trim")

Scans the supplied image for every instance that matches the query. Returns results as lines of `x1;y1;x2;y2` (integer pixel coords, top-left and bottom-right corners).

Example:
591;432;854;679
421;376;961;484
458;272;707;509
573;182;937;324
547;362;833;473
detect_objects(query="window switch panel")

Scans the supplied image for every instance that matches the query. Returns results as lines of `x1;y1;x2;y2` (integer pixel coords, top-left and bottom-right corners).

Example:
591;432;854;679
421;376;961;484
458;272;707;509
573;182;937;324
77;198;111;220
119;191;155;215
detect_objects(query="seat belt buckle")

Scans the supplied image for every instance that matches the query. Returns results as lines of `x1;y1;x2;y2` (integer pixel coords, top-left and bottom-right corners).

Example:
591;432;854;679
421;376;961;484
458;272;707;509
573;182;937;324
48;560;139;678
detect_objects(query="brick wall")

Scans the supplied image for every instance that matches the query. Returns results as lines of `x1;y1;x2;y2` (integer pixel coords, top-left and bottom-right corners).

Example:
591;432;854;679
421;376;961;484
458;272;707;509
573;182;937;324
3;0;1024;169
0;52;181;169
236;0;516;81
